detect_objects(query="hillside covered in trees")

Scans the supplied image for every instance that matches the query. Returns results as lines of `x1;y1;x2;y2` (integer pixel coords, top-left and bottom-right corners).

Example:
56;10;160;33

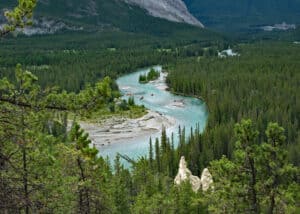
167;42;300;166
0;0;206;36
184;0;300;33
0;0;299;213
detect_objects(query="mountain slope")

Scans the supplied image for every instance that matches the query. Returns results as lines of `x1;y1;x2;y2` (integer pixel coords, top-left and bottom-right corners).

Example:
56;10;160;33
124;0;203;27
184;0;300;32
1;0;204;36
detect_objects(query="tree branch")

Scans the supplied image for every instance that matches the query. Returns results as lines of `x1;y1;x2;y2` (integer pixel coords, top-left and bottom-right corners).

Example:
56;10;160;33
0;97;68;111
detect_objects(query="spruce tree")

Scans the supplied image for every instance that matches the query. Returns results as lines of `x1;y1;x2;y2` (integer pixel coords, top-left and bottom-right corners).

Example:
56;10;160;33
257;123;298;213
234;119;260;213
149;137;154;169
155;138;161;173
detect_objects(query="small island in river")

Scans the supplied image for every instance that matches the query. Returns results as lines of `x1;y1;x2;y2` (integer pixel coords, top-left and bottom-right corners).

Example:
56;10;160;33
139;67;160;83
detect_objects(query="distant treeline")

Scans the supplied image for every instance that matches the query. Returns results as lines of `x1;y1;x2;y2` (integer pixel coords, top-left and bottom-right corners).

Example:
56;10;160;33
0;31;224;92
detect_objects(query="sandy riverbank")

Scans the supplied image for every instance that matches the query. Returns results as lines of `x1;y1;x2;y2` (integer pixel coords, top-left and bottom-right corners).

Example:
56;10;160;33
79;110;176;146
76;69;189;147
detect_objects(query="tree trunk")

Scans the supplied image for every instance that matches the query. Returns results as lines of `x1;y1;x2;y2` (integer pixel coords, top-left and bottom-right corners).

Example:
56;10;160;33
21;107;29;214
23;146;29;214
77;157;90;214
269;193;275;214
0;147;5;170
249;157;258;214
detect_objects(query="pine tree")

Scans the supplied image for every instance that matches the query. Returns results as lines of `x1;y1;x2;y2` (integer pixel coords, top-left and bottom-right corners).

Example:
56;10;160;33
0;64;57;213
70;123;98;213
161;126;167;153
113;154;131;214
257;123;298;213
0;0;37;37
170;133;177;176
149;137;154;169
209;120;299;213
155;138;161;173
234;119;260;213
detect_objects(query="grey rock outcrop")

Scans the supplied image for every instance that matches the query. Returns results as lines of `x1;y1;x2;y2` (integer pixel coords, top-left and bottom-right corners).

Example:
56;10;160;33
123;0;203;27
174;156;213;192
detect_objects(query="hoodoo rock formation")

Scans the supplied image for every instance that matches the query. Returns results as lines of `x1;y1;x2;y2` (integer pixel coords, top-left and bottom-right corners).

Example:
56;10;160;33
174;156;213;192
200;168;214;191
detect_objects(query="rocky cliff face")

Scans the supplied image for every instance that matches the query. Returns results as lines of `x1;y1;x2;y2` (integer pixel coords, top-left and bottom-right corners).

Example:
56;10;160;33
123;0;203;27
174;156;213;192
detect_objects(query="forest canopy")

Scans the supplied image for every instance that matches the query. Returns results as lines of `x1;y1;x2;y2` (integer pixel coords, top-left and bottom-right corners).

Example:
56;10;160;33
0;0;299;213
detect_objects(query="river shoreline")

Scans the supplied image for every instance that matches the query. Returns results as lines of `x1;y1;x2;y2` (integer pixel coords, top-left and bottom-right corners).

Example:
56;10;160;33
78;66;207;159
79;110;176;147
77;68;178;148
155;69;206;102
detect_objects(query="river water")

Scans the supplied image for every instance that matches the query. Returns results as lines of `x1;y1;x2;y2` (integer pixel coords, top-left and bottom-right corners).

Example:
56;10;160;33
99;66;208;160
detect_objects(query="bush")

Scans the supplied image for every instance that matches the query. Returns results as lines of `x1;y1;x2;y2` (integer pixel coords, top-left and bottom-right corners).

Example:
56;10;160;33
147;68;160;81
138;68;160;83
118;100;129;111
109;103;115;112
128;97;135;106
139;74;147;83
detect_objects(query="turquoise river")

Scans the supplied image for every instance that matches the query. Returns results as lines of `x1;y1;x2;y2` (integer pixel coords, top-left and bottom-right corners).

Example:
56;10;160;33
99;66;208;160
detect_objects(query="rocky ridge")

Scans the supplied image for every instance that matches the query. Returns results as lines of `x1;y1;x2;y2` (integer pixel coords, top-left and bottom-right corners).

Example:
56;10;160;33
124;0;203;27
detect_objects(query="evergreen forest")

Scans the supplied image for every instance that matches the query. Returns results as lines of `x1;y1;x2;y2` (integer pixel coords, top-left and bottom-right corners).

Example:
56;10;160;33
0;0;299;213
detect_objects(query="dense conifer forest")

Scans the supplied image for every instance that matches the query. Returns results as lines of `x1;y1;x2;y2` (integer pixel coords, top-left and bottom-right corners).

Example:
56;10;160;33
167;42;300;166
0;30;222;92
0;0;299;213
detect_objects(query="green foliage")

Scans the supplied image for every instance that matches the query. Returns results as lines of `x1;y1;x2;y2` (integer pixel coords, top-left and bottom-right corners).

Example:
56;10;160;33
0;0;37;37
0;64;113;116
0;29;223;92
155;138;161;173
147;68;160;81
139;68;160;83
256;123;299;213
167;42;300;166
149;138;154;169
0;0;223;38
118;99;129;111
108;103;115;113
112;154;131;214
0;2;298;212
139;74;147;83
70;122;97;160
128;96;135;106
1;70;298;213
69;123;114;213
233;120;260;213
208;120;299;213
0;65;116;212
